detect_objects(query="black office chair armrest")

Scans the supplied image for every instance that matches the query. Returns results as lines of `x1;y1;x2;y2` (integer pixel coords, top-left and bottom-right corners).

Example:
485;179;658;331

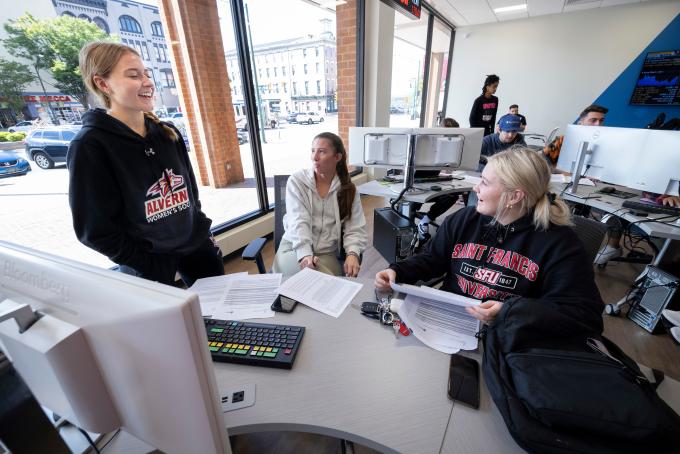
242;237;268;274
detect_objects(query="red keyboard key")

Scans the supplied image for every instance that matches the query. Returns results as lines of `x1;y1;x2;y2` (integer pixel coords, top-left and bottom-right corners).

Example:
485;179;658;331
284;348;292;355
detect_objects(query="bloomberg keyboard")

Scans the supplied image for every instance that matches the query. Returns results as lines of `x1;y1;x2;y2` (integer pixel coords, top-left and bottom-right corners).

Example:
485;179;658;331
622;200;680;217
205;319;304;369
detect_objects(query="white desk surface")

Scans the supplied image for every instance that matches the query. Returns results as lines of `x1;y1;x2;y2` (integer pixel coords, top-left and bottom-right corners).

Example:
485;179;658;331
358;179;475;204
556;182;680;241
104;279;680;454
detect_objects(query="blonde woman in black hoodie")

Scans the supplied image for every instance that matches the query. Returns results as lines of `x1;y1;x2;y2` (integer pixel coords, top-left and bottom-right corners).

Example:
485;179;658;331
376;148;603;332
68;41;223;285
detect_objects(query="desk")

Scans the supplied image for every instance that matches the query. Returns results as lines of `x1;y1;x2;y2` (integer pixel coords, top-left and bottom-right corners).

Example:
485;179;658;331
358;179;475;204
106;279;680;454
556;182;680;264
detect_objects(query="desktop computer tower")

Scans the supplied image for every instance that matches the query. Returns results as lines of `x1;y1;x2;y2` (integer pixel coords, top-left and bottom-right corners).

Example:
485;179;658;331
373;208;415;264
628;266;680;333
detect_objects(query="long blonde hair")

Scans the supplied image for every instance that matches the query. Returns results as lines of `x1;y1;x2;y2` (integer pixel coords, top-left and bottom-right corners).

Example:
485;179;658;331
79;41;177;141
487;147;572;230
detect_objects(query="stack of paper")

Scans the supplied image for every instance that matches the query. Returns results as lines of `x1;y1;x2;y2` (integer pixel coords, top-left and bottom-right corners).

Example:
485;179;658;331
391;283;481;354
189;273;281;320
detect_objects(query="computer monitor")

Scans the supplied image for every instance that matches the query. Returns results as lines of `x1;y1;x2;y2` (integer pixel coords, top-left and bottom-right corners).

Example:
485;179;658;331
556;125;680;194
0;241;230;453
348;127;483;171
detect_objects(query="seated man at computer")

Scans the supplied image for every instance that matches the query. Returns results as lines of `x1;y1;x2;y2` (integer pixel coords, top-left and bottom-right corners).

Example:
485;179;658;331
375;148;604;329
543;104;608;169
479;115;526;169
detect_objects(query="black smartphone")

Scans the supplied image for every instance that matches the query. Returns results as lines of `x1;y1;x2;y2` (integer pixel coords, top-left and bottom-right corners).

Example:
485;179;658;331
271;295;299;313
448;354;480;409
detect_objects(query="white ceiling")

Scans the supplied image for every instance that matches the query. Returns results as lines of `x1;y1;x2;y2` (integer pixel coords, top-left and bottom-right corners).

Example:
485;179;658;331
427;0;654;27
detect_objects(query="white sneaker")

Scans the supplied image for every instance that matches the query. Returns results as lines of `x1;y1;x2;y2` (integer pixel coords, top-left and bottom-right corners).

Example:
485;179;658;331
671;327;680;344
662;309;680;328
594;245;622;265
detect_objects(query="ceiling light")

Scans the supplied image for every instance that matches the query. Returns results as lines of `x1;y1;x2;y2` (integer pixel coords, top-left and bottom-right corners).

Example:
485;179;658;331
493;4;527;14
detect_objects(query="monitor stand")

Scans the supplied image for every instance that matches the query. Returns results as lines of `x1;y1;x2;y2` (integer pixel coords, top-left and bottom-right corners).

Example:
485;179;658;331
568;141;593;200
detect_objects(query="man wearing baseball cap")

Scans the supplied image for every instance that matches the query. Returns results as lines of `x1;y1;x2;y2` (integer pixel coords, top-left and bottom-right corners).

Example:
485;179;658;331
479;114;526;169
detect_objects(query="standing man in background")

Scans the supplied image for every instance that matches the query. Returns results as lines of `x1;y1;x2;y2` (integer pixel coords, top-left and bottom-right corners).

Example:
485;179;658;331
469;74;500;136
497;104;527;132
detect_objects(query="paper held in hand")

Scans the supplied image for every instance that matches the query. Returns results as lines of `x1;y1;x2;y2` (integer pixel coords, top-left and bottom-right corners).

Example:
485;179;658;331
391;283;481;354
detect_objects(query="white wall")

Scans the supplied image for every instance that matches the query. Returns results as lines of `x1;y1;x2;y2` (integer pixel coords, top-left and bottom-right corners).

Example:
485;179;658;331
446;0;680;137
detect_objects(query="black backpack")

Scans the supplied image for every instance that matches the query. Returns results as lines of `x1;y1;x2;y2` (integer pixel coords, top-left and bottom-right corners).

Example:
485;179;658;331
482;297;680;454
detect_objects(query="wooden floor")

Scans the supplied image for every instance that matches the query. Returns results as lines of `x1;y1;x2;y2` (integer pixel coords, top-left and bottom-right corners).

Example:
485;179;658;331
225;194;680;454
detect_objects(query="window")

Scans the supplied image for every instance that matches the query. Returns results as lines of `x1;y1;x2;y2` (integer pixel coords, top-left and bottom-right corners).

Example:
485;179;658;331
61;130;76;141
153;43;161;62
291;65;295;76
160;45;168;63
303;48;307;58
316;80;321;94
293;81;297;95
61;11;75;17
141;42;150;61
273;67;277;77
315;47;320;57
92;17;109;33
119;15;142;34
282;66;286;76
304;81;309;95
151;21;164;37
161;69;175;88
282;82;287;93
78;14;91;22
304;64;308;75
266;68;270;78
43;131;59;140
316;62;319;73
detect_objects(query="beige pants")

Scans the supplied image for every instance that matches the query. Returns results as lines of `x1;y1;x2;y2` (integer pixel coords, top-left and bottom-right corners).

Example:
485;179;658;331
272;239;342;279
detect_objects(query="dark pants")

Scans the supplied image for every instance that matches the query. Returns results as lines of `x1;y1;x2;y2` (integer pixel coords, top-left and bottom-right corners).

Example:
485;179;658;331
119;236;224;287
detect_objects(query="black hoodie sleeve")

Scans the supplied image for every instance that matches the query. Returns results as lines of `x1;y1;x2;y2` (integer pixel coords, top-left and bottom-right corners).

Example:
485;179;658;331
469;96;482;128
389;209;466;284
67;136;177;282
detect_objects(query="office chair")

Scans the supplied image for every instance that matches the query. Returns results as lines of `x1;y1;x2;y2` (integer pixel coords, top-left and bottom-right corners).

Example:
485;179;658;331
571;215;608;265
241;175;359;274
242;174;289;274
544;126;560;146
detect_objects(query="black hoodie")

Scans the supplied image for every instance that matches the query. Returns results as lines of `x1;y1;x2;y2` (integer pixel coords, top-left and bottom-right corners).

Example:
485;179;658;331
67;109;212;281
390;207;604;333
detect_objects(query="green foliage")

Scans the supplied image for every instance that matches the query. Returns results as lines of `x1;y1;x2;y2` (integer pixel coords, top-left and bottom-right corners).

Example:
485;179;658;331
0;58;35;112
7;132;26;142
3;13;115;108
0;132;26;142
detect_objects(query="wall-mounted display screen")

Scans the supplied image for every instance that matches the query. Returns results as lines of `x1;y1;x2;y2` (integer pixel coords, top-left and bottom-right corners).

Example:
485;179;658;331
630;50;680;106
385;0;421;20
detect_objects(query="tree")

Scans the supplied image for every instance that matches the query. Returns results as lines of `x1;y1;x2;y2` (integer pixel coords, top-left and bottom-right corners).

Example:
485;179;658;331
0;58;35;113
3;13;112;108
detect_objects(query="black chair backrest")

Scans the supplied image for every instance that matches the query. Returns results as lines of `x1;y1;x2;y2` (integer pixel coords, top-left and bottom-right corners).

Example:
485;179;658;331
273;175;290;252
571;215;608;265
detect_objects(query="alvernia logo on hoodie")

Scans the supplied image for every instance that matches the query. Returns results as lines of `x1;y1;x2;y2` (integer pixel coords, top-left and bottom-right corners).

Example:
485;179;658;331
145;168;191;223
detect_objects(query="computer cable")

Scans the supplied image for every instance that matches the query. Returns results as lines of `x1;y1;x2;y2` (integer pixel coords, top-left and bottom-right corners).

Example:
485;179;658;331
77;427;102;454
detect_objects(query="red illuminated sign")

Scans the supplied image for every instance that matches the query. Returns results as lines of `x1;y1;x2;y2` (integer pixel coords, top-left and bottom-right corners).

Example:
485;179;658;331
388;0;421;20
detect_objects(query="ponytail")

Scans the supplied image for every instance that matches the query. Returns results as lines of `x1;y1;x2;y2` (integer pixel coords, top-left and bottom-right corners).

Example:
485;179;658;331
487;148;572;231
314;132;355;221
144;111;178;142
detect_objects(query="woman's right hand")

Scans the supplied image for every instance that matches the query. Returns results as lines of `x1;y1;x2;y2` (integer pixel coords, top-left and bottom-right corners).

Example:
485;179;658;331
374;269;396;292
299;255;318;270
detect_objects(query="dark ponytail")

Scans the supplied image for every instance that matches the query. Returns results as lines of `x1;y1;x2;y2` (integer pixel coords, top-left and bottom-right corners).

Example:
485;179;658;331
314;132;355;221
144;111;178;142
482;74;500;95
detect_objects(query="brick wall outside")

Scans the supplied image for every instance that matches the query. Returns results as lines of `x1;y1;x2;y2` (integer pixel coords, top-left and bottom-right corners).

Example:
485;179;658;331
336;0;358;146
159;0;244;188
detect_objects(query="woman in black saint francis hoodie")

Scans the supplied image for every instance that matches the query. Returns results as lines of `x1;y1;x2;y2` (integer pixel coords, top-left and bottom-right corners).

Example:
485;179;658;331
375;148;603;333
68;42;223;285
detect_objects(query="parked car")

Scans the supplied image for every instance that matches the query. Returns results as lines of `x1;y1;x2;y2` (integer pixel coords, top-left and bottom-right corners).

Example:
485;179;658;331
24;128;78;169
286;112;299;123
235;117;248;131
8;120;38;133
390;106;405;114
237;131;248;145
296;112;325;124
0;150;31;178
160;112;184;125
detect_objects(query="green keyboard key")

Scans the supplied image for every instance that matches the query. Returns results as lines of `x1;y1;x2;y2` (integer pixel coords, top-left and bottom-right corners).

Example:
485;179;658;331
210;328;224;333
209;346;219;352
272;348;279;353
222;348;230;353
263;352;277;358
257;351;264;356
228;348;236;353
234;349;248;355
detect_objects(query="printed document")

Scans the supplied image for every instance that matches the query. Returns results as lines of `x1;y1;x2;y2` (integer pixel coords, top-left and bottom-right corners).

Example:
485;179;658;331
190;273;280;320
550;174;595;186
278;267;361;317
391;283;480;354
